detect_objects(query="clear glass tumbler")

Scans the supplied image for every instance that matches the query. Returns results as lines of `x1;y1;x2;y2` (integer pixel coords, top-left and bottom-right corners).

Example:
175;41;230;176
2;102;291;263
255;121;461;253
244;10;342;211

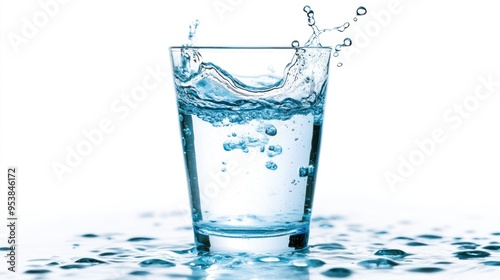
170;46;332;253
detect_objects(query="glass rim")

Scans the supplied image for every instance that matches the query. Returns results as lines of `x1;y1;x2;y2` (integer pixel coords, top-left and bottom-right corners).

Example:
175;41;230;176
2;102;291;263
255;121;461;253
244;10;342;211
169;46;332;51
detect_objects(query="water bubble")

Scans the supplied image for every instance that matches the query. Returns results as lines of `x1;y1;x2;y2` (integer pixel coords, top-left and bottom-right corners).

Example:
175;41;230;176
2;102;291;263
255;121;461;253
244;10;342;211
299;165;314;177
333;52;339;57
303;5;312;13
265;161;278;170
337;62;343;67
291;40;300;48
264;124;277;136
307;11;314;18
357;6;367;16
267;145;283;157
335;44;342;52
353;17;358;22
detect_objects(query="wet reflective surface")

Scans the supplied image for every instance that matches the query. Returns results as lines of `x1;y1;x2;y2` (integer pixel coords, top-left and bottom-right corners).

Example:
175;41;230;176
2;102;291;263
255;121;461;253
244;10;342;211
4;211;500;279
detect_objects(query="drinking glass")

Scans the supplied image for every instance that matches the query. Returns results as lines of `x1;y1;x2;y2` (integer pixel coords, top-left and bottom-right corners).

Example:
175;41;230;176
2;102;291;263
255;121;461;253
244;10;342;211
170;46;332;252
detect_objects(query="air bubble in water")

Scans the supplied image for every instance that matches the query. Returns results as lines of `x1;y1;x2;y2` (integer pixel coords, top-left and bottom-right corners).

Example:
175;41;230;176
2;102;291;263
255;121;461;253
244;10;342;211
267;145;283;157
265;124;277;136
266;161;278;170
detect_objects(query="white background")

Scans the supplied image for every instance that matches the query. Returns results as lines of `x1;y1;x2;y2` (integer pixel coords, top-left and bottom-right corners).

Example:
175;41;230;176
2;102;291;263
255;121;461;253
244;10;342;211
1;0;500;239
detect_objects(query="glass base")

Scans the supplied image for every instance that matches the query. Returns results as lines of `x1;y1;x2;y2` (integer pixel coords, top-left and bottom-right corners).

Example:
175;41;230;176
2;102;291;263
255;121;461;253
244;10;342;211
193;228;309;253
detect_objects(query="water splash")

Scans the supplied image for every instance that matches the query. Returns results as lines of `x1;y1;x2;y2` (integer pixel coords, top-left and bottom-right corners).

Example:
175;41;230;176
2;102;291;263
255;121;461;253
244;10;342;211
186;20;199;47
300;5;367;67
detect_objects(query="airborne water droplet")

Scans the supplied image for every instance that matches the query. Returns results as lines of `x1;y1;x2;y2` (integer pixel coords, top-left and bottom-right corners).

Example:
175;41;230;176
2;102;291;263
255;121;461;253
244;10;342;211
343;38;352;47
337;62;343;67
291;40;300;48
357;6;367;16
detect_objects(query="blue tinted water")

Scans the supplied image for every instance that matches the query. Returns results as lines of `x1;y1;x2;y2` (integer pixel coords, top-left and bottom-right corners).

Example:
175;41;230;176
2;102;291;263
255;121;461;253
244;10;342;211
9;212;500;279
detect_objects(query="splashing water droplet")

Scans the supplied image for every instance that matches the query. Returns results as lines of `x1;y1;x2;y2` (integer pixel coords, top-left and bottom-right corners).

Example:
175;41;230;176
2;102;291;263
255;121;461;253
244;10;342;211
303;5;312;13
187;20;200;47
335;44;342;52
343;38;352;46
333;52;339;57
291;40;300;48
357;6;367;16
337;62;343;67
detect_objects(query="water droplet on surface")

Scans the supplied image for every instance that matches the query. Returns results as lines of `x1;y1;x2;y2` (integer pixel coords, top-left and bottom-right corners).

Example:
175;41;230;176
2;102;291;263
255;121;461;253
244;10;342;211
139;259;176;267
81;233;98;238
407;241;428;246
75;258;106;264
454;250;491;259
322;267;353;278
308;259;326;267
451;242;479;250
417;234;442;239
127;237;156;242
25;269;51;274
259;256;280;263
358;258;399;269
374;249;409;258
483;261;500;266
130;271;150;276
483;245;500;251
60;264;87;270
408;267;444;273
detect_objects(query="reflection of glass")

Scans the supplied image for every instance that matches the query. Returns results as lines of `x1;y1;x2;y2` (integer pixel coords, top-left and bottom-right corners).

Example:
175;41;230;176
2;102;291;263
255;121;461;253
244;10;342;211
192;255;311;280
170;46;332;253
